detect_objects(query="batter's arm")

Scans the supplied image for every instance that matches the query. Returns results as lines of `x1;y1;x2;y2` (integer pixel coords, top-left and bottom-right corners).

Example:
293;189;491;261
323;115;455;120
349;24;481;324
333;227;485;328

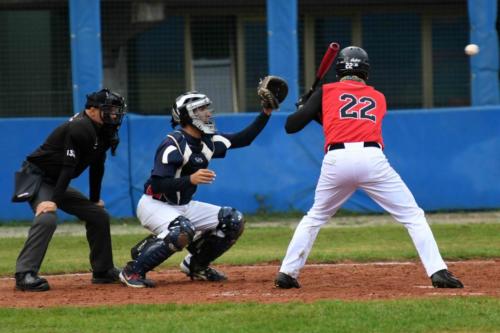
285;88;323;133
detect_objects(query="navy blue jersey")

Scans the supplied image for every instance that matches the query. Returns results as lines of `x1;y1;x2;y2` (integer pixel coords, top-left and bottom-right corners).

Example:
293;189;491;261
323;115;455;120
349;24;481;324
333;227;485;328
144;111;271;205
144;130;232;205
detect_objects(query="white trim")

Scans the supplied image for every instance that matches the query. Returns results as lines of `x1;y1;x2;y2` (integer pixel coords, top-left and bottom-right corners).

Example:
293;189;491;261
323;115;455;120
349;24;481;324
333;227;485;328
182;145;192;166
213;135;231;149
174;166;183;204
161;146;178;164
201;142;214;161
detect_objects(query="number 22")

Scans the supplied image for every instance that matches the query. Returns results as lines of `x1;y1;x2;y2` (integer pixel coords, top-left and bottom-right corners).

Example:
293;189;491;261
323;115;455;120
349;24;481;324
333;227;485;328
339;94;377;122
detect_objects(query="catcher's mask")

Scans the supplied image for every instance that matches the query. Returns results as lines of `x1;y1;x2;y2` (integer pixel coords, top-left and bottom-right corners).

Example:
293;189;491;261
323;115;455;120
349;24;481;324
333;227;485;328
335;46;370;81
171;91;216;134
86;89;127;126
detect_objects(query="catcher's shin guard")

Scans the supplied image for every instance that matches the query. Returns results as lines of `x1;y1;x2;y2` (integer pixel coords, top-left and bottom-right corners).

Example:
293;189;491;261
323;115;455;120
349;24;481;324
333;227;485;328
127;216;195;276
126;237;174;277
185;207;244;275
131;234;156;260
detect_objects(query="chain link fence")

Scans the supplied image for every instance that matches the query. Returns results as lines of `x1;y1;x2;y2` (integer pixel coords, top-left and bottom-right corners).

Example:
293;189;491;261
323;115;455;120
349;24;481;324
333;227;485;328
0;0;479;117
0;1;72;117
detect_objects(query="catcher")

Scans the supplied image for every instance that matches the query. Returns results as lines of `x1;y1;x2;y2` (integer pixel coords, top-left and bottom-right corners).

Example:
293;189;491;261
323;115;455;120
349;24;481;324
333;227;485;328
120;76;287;287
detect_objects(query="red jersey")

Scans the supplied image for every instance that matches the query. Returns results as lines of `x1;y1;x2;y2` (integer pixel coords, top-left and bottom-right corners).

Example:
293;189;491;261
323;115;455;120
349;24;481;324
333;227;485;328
322;80;386;150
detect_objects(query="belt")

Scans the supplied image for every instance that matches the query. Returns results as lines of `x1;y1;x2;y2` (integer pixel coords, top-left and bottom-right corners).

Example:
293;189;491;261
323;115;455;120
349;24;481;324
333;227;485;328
327;142;380;151
150;194;177;205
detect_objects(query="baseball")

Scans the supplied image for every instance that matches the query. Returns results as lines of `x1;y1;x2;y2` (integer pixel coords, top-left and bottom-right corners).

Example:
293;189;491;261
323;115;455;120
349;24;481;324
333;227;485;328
465;44;479;56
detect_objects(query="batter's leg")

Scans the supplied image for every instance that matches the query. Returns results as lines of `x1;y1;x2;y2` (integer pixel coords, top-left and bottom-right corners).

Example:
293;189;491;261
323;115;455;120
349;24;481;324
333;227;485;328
279;157;356;279
360;160;447;276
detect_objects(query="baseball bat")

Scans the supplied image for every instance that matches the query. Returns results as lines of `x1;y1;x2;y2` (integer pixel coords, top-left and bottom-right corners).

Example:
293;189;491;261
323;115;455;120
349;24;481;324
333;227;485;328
297;42;340;106
312;42;340;90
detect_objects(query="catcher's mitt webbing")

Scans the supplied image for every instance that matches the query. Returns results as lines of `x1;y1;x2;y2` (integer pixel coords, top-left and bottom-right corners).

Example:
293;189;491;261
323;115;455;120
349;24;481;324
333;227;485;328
257;75;288;109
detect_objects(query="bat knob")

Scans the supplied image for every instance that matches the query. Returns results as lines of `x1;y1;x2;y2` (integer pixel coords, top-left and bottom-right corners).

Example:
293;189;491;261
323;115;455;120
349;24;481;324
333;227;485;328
330;42;340;51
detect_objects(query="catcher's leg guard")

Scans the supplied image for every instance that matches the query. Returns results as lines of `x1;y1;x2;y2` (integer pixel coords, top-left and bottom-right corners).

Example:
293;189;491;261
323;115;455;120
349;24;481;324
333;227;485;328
120;216;195;288
130;234;155;260
182;207;244;280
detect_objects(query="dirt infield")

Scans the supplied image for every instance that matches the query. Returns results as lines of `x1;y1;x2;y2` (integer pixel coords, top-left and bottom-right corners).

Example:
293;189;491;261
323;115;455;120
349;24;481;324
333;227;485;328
1;260;498;308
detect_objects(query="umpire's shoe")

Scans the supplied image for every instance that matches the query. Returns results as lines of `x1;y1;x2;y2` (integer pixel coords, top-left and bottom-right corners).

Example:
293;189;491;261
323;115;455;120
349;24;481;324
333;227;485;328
119;263;155;288
92;267;121;284
275;272;301;289
180;259;227;282
15;272;50;292
431;269;464;288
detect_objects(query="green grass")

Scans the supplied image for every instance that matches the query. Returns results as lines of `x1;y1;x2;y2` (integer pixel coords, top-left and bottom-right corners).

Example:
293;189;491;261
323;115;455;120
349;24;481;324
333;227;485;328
0;298;499;333
1;222;499;332
0;208;369;226
1;223;499;276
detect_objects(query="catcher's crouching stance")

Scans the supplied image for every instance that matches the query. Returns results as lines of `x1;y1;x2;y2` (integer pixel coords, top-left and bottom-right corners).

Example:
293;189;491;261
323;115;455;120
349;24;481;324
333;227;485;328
120;76;287;288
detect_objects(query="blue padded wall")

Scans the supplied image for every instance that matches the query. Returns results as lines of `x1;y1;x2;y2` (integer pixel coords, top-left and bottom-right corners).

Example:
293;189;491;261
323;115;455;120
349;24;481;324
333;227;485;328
1;107;499;221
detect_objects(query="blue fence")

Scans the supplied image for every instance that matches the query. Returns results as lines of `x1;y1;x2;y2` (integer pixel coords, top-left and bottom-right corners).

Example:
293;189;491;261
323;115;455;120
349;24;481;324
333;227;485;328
1;106;499;221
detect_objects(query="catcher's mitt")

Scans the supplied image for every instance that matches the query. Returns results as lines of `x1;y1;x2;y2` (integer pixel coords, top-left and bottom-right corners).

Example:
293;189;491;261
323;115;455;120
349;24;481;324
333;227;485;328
257;75;288;109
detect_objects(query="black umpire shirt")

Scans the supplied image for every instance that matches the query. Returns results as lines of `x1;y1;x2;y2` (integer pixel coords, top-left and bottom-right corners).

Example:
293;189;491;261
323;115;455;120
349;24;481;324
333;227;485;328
27;111;110;204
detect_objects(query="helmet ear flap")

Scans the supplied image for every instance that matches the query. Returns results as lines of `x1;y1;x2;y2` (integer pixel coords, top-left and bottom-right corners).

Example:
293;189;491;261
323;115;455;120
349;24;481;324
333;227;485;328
171;102;191;128
171;103;179;128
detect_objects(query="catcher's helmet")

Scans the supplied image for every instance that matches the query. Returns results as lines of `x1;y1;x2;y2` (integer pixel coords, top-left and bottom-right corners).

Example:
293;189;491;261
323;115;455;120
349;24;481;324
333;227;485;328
171;91;215;134
86;89;126;126
335;46;370;80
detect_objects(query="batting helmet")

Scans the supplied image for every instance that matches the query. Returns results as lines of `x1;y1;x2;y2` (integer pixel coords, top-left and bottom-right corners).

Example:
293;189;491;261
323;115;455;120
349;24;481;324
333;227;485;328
335;46;370;81
171;91;216;134
86;89;126;126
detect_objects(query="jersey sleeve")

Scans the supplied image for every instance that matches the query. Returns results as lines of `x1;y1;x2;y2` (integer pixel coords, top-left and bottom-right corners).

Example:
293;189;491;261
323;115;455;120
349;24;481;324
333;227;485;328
212;111;271;157
285;88;322;133
62;124;82;167
151;138;184;177
211;134;232;158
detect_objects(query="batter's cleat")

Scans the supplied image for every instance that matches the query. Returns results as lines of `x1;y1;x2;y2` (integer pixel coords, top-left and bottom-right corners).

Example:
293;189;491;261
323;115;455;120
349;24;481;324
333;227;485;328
431;269;464;288
275;272;301;289
91;267;121;284
119;265;155;288
180;259;227;281
15;272;50;292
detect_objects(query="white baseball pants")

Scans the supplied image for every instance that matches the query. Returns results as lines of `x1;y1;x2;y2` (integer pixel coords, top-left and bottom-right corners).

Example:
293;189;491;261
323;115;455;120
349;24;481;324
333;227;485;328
136;194;221;239
279;142;447;278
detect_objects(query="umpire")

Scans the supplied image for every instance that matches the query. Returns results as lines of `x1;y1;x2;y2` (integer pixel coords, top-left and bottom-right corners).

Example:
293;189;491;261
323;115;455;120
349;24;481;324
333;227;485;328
11;89;126;291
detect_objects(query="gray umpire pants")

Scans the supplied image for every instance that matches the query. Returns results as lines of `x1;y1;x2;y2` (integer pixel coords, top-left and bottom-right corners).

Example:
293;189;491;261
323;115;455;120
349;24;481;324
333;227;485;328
15;181;115;274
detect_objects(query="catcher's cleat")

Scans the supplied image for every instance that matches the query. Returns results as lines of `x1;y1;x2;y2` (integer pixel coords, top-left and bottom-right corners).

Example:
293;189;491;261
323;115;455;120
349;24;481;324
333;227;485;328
15;272;50;292
275;272;301;289
431;269;464;288
92;267;121;284
180;259;227;281
119;265;155;288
